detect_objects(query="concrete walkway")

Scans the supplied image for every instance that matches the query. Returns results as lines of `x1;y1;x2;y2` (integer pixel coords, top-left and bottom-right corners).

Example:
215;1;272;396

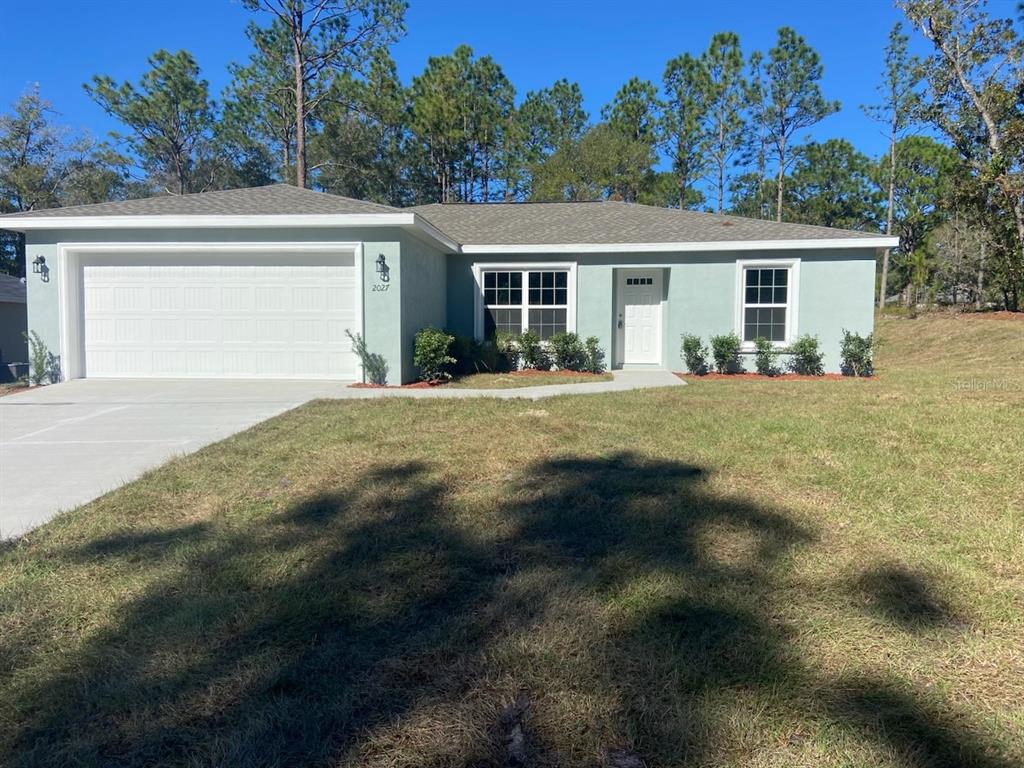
335;368;684;400
0;370;682;538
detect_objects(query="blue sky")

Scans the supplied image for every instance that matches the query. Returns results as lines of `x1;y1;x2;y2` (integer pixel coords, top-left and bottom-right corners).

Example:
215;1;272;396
4;0;1019;164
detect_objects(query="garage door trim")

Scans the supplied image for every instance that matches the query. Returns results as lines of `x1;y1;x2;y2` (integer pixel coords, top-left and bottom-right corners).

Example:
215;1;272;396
57;241;364;380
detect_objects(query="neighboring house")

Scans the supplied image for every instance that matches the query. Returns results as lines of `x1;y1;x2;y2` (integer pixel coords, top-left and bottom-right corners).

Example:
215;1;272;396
0;274;28;373
0;184;897;383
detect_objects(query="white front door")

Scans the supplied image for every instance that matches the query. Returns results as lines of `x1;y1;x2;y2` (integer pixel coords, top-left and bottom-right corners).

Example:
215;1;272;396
617;270;663;365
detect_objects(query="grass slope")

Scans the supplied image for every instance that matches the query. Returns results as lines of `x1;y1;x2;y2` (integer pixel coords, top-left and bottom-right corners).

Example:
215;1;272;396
1;314;1021;767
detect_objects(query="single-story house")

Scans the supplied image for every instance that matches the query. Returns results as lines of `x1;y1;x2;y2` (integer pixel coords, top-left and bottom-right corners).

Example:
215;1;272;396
0;184;897;383
0;274;28;375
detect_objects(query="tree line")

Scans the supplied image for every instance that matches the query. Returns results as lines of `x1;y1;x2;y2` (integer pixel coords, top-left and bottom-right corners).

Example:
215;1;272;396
1;0;1021;311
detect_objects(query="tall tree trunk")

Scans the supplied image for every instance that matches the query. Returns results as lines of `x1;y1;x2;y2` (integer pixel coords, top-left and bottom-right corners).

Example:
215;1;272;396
755;122;767;218
1008;194;1024;309
292;30;306;188
976;240;986;310
716;121;725;213
717;156;724;213
879;120;897;309
482;146;490;202
774;136;786;222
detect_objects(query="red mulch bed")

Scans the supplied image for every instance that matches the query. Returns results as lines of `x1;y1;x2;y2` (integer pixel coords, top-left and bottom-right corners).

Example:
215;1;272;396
348;370;609;389
496;369;608;378
674;372;875;382
349;381;437;389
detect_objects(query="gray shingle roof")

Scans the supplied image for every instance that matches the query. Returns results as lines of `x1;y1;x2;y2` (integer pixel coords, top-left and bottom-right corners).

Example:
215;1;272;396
0;274;27;304
0;184;401;219
0;184;891;247
410;200;888;245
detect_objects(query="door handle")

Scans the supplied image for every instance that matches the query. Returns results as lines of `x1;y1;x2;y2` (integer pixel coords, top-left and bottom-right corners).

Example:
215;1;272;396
617;313;624;329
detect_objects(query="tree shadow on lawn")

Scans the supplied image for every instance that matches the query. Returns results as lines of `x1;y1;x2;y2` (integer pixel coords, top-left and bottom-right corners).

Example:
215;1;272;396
853;564;963;630
4;453;1010;767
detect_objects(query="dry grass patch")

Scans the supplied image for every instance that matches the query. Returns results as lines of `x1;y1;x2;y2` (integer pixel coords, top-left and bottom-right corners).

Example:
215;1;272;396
0;313;1022;767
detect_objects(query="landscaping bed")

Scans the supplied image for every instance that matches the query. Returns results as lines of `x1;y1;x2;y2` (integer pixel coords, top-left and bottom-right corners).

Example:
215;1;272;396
675;371;872;381
0;382;29;398
447;370;613;389
348;370;613;390
348;380;434;389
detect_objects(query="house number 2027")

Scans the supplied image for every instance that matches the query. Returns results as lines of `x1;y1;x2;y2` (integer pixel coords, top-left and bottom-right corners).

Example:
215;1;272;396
372;283;390;292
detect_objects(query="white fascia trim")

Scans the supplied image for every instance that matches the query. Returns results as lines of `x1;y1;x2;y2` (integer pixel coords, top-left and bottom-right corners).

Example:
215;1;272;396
7;213;411;230
409;214;461;253
461;237;899;254
5;212;461;254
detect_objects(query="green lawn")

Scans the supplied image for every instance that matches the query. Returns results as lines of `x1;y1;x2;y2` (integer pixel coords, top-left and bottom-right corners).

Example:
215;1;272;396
447;370;614;388
1;314;1021;767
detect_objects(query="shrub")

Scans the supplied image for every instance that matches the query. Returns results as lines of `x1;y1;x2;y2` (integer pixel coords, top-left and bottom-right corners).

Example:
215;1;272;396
24;331;60;386
476;339;503;373
449;333;504;375
548;332;587;371
840;329;874;377
495;331;521;371
413;327;457;381
346;330;389;385
787;334;825;376
753;336;780;376
709;332;742;374
680;334;708;375
583;336;606;374
448;333;479;375
518;330;551;370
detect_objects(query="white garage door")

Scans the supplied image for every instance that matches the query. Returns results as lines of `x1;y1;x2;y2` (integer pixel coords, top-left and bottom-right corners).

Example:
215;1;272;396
81;251;358;379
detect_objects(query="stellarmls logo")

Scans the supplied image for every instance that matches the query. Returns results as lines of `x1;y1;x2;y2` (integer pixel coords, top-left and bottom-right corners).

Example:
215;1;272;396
953;378;1018;391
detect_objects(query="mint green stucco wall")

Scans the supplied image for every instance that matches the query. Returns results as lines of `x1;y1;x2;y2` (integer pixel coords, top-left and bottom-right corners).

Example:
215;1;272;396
447;249;877;373
22;226;445;384
399;234;447;380
23;226;875;383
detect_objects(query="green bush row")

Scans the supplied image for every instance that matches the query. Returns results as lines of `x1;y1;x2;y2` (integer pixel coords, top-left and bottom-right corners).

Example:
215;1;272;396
679;330;873;377
413;328;607;382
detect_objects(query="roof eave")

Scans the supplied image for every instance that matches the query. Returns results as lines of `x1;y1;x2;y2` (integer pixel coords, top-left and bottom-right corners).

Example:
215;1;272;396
1;213;413;230
459;237;899;254
1;213;460;254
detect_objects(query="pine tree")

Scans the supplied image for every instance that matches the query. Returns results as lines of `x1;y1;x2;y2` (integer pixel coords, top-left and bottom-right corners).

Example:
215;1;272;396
700;32;747;212
862;23;920;308
761;27;840;222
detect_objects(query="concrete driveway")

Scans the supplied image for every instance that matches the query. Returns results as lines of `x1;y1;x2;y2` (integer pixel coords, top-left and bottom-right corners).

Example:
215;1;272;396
0;379;347;538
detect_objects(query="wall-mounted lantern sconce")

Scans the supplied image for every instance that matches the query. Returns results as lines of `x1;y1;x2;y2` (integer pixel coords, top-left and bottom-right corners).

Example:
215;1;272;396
32;255;49;282
375;253;390;283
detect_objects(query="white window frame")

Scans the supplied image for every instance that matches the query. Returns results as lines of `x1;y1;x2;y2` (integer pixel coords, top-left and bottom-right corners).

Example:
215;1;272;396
734;257;800;350
473;262;577;340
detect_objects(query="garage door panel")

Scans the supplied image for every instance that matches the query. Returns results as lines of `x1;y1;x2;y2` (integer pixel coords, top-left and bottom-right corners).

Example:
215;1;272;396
82;252;358;380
